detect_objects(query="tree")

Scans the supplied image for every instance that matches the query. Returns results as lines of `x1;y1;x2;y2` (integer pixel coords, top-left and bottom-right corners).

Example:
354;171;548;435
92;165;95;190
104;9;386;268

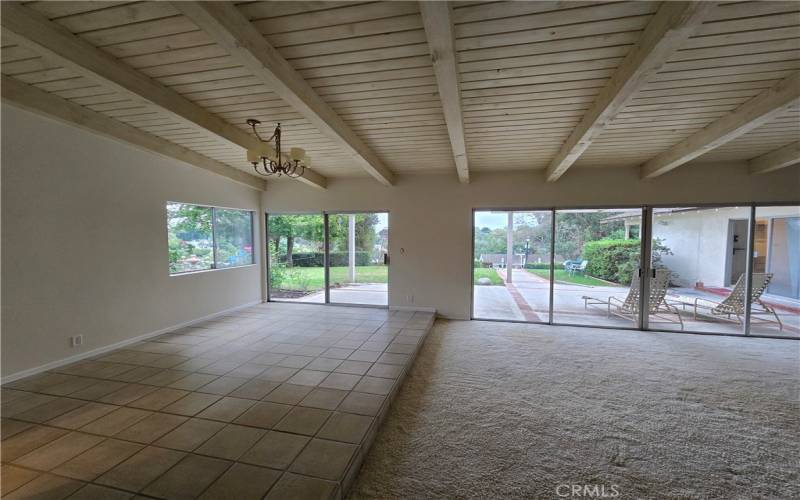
268;215;323;266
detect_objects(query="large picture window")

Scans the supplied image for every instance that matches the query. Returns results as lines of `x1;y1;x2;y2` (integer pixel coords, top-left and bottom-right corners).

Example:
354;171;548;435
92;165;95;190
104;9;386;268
167;202;254;275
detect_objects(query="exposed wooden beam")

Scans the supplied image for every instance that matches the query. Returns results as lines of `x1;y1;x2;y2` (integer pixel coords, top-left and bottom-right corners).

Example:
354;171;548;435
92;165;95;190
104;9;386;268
544;2;715;181
642;73;800;179
749;141;800;174
1;76;266;191
174;1;395;186
0;2;327;191
420;1;469;183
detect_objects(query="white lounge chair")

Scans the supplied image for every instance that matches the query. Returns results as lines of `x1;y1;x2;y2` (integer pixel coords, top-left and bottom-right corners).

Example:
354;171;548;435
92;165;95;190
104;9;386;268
582;269;683;329
676;273;783;331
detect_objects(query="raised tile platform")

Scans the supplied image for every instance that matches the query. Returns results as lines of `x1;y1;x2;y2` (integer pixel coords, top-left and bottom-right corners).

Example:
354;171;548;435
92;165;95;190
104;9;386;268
1;302;434;499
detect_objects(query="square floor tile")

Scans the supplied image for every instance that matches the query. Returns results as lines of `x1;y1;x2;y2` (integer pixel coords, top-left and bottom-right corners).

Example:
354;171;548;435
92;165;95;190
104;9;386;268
234;401;292;429
52;438;142;481
240;431;309;470
167;373;218;391
199;463;280;500
299;388;349;411
139;370;191;387
318;373;361;391
96;446;185;492
67;484;133;500
80;407;152;436
264;473;337;500
347;350;381;363
2;473;83;500
154;418;224;452
128;388;188;411
229;379;280;400
197;376;249;395
273;406;331;436
161;392;221;416
353;376;395;396
287;369;328;387
258;366;299;383
262;384;313;405
305;357;343;372
1;418;34;440
317;412;374;444
98;384;157;406
47;403;117;429
366;363;404;379
195;424;265;460
276;355;314;369
142;454;230;500
2;425;70;462
114;413;187;443
334;360;372;376
320;348;354;360
14;397;86;423
197;397;255;422
14;431;104;471
338;392;385;417
289;438;357;481
1;464;40;495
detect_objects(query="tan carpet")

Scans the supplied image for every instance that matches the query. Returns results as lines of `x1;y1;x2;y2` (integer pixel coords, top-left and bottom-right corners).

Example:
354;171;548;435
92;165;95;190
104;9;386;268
349;320;799;499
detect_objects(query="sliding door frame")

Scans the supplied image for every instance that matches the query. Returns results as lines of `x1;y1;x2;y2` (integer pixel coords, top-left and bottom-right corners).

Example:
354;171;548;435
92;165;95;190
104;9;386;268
264;210;390;309
471;201;799;340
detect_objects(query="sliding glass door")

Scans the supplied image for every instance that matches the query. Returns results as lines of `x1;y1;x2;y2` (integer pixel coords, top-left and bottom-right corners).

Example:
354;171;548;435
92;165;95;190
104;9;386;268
327;213;389;306
266;212;389;307
472;210;552;321
748;205;799;338
267;214;325;303
552;208;642;328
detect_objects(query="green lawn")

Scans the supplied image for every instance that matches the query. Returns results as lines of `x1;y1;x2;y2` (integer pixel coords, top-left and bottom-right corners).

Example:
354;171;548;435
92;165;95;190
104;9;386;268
527;269;614;287
272;265;387;291
473;267;504;286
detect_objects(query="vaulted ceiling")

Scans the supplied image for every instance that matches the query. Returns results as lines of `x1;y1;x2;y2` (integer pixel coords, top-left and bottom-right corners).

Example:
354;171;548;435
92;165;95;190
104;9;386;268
2;1;799;190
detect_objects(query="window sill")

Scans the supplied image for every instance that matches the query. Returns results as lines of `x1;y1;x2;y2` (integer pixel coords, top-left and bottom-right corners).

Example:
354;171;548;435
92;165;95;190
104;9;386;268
170;263;257;277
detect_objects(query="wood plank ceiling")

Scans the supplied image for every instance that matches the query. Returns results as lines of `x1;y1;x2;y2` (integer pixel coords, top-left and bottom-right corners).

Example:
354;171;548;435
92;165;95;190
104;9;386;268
1;1;798;190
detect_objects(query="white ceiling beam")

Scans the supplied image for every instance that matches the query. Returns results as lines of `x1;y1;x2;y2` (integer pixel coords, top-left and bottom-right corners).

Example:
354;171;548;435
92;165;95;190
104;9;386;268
749;141;800;175
0;2;327;191
173;1;395;187
642;72;800;179
1;76;266;191
544;2;715;181
420;1;469;183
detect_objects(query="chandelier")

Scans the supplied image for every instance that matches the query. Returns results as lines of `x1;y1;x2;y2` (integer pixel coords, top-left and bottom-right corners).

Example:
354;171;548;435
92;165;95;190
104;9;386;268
246;119;310;178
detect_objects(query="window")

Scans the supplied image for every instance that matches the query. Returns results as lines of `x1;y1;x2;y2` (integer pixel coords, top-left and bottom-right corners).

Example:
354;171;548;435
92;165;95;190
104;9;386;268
167;202;254;275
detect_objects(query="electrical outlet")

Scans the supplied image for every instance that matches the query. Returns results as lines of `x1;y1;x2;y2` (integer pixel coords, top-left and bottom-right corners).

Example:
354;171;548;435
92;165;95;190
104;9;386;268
70;335;83;348
406;295;414;304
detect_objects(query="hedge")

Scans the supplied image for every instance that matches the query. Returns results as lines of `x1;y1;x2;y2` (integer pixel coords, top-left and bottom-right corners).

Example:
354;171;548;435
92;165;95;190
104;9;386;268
583;239;640;284
277;251;371;267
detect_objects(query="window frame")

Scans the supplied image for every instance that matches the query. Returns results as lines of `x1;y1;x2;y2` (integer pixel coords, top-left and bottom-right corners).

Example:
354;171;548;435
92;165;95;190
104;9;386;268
167;201;256;276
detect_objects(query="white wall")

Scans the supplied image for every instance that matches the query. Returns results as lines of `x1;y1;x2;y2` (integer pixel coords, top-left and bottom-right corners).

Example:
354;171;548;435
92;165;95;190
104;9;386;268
1;105;263;377
263;164;800;319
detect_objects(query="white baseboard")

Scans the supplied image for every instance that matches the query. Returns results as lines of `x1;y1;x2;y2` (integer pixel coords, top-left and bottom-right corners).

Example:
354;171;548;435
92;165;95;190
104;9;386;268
390;305;437;314
1;300;262;384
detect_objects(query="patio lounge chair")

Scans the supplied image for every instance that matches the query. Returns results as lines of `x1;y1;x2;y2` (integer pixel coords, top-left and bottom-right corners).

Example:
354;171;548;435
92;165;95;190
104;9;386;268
675;273;783;331
581;269;684;329
566;259;588;276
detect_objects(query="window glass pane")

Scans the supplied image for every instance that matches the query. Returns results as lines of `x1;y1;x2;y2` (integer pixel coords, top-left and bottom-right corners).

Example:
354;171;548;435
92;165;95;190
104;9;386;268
472;210;552;321
749;206;800;338
214;209;254;268
167;203;213;274
267;214;325;303
649;206;750;334
327;213;389;306
552;209;642;327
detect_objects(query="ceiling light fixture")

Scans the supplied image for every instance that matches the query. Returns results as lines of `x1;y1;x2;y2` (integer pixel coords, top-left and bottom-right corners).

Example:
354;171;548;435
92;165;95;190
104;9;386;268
246;119;310;178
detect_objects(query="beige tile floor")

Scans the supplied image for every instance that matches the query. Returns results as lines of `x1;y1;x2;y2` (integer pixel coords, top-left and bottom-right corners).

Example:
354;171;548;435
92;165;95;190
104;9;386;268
1;303;434;500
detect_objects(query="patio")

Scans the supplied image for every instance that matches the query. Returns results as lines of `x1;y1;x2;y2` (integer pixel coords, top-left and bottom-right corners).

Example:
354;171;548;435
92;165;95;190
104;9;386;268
474;269;800;338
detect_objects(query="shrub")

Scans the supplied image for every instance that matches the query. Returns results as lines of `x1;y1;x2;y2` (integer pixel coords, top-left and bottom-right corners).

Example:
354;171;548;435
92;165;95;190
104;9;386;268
583;239;640;284
278;251;371;267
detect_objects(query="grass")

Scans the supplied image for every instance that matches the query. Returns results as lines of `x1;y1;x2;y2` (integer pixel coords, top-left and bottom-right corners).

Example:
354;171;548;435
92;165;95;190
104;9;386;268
272;265;387;291
473;267;504;286
527;269;613;287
